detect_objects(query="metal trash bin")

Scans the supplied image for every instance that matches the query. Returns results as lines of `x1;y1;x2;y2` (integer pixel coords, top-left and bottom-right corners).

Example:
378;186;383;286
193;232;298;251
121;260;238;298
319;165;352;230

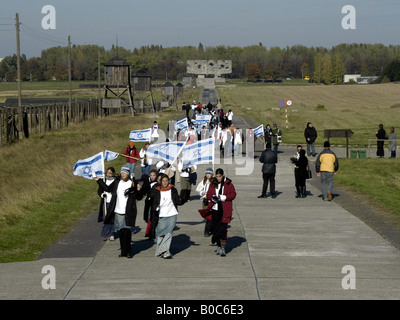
359;150;366;159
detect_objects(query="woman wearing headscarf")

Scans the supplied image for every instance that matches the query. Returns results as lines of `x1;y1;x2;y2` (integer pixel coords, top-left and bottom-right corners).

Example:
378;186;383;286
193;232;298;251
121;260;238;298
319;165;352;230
206;168;236;257
151;174;182;259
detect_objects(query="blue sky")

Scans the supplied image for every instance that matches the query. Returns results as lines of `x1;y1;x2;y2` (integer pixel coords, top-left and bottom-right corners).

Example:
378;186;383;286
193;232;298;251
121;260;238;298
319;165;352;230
1;0;400;58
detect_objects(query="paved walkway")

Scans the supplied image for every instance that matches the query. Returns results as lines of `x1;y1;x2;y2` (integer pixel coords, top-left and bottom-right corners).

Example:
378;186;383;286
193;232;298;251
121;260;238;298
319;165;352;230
1;116;400;300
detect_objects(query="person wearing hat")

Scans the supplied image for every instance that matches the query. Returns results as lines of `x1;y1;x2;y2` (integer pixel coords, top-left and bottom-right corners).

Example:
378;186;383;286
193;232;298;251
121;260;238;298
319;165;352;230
196;168;214;237
123;141;140;179
94;165;143;258
315;141;339;201
139;142;152;177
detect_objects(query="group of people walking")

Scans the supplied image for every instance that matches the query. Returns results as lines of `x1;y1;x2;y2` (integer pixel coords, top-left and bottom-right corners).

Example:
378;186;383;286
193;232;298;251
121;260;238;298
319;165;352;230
94;157;236;259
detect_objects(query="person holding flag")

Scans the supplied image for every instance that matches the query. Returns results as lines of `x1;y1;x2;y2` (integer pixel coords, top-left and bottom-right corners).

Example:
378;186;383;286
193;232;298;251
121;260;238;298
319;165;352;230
94;166;143;259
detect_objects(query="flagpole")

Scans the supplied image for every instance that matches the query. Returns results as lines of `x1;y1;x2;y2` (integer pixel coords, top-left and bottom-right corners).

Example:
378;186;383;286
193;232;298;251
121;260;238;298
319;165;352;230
118;153;141;161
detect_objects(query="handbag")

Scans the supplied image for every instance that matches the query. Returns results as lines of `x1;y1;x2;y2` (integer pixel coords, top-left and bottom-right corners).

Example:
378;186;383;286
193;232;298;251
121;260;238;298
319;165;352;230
306;165;312;179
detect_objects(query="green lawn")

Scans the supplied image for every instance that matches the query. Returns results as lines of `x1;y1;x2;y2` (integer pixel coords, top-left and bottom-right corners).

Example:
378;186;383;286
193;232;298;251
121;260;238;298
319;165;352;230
334;158;400;217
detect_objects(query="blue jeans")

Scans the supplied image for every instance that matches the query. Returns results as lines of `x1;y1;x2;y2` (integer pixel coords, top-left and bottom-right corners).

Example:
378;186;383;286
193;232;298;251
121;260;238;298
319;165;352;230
320;172;334;200
307;143;316;156
141;165;151;177
125;162;137;178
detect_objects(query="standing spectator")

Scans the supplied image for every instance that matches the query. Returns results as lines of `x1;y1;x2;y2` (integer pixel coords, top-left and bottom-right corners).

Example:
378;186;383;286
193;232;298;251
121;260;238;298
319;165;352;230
206;168;236;257
151;174;182;259
94;166;143;258
258;143;278;198
139;142;152;177
376;124;388;158
123;141;140;179
294;149;309;198
264;124;272;148
290;145;303;198
304;122;318;156
389;127;397;158
315;141;339;201
271;124;282;153
247;128;257;158
196;168;214;237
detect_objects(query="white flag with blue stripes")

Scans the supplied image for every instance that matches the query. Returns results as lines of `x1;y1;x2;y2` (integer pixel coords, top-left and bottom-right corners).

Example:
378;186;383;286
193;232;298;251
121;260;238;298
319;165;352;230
129;128;151;142
145;141;186;163
253;124;264;137
104;150;119;161
182;138;215;168
175;118;188;131
73;152;105;180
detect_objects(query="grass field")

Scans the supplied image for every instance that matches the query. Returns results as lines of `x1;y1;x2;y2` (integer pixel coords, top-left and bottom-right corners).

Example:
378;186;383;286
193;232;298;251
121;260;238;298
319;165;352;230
218;82;400;146
334;158;400;225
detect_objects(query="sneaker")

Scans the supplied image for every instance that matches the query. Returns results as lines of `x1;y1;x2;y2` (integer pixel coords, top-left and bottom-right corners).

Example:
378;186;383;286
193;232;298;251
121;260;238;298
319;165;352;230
257;195;267;198
163;252;173;259
327;192;333;201
220;248;226;257
215;247;222;255
108;235;115;241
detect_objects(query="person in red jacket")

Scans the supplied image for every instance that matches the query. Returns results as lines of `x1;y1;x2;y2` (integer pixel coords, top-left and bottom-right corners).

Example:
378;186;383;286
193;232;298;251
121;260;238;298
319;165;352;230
206;168;236;256
123;141;140;179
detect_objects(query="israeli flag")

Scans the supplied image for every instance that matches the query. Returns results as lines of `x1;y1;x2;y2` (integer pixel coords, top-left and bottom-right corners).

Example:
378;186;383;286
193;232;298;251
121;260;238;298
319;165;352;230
253;124;264;137
194;114;211;128
175;118;188;131
73;152;105;180
129;128;151;142
104;150;119;161
146;141;186;163
182;138;215;168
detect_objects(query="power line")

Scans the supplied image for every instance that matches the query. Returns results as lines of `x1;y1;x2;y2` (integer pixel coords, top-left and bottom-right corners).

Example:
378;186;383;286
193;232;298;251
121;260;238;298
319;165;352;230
20;23;67;46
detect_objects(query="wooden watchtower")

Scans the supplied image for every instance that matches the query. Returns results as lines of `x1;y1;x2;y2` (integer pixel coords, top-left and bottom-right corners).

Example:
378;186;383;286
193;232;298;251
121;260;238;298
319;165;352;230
132;72;155;113
102;56;134;115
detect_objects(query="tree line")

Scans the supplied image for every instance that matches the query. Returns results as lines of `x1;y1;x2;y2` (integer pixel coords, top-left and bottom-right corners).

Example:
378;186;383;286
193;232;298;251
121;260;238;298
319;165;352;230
1;43;400;83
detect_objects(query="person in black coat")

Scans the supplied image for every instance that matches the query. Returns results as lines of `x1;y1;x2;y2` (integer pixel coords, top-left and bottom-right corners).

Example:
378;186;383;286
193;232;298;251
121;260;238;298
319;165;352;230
258;143;278;198
376;124;388;158
294;149;309;198
304;122;318;156
94;166;143;258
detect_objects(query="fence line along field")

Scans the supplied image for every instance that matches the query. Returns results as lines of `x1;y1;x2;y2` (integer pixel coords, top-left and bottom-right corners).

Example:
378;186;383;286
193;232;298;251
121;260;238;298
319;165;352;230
219;82;400;146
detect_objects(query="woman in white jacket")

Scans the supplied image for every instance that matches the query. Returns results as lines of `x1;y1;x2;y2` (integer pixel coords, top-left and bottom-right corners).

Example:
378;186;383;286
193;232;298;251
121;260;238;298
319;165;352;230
196;167;214;236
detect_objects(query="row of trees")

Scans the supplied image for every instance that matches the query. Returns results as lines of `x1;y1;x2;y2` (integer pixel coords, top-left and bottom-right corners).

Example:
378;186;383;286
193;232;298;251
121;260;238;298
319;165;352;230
1;43;400;82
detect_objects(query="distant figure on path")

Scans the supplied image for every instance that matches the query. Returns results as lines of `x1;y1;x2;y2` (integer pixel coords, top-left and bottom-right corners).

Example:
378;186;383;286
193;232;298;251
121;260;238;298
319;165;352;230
271;124;282;153
376;124;388;158
304;122;318;156
315;141;339;201
258;143;278;198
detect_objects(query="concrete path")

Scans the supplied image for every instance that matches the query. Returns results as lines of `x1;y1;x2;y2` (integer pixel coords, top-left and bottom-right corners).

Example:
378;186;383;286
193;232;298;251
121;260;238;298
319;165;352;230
1;116;400;300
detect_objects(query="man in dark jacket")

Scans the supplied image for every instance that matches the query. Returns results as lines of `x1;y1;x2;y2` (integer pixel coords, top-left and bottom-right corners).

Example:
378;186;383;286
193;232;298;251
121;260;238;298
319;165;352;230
258;143;278;198
304;122;318;156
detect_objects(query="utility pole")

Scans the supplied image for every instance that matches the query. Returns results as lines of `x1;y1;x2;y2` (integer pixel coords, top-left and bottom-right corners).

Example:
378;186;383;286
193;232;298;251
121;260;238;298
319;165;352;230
98;47;101;117
68;35;72;116
15;13;23;139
